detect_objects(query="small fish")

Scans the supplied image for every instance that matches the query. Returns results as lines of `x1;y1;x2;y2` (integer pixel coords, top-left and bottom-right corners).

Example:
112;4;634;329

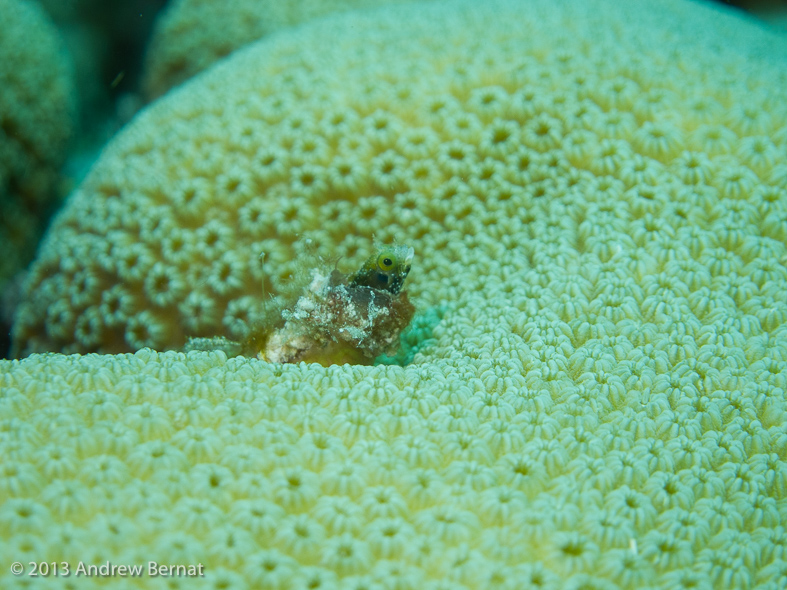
349;244;414;295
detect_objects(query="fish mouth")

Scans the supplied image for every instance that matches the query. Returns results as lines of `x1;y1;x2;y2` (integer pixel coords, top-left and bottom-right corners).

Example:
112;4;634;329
389;276;405;295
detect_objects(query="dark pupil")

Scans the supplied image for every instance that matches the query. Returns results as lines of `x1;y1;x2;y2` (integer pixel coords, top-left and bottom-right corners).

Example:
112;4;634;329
383;258;393;266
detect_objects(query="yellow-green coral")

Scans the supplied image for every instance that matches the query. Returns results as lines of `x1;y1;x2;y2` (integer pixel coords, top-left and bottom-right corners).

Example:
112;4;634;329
142;0;428;98
2;331;787;589
17;0;787;357
0;0;76;292
5;0;787;586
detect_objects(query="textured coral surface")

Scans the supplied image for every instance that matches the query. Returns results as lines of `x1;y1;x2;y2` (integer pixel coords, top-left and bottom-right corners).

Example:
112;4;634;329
15;0;787;357
5;0;787;587
142;0;425;99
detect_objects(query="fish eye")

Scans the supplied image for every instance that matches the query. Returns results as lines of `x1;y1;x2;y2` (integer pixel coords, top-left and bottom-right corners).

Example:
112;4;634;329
378;254;395;270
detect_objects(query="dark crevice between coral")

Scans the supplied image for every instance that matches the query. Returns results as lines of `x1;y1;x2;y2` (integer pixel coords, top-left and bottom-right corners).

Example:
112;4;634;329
0;325;10;360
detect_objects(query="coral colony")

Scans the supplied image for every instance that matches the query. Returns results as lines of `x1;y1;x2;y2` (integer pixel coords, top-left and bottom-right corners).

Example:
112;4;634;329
3;0;787;588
